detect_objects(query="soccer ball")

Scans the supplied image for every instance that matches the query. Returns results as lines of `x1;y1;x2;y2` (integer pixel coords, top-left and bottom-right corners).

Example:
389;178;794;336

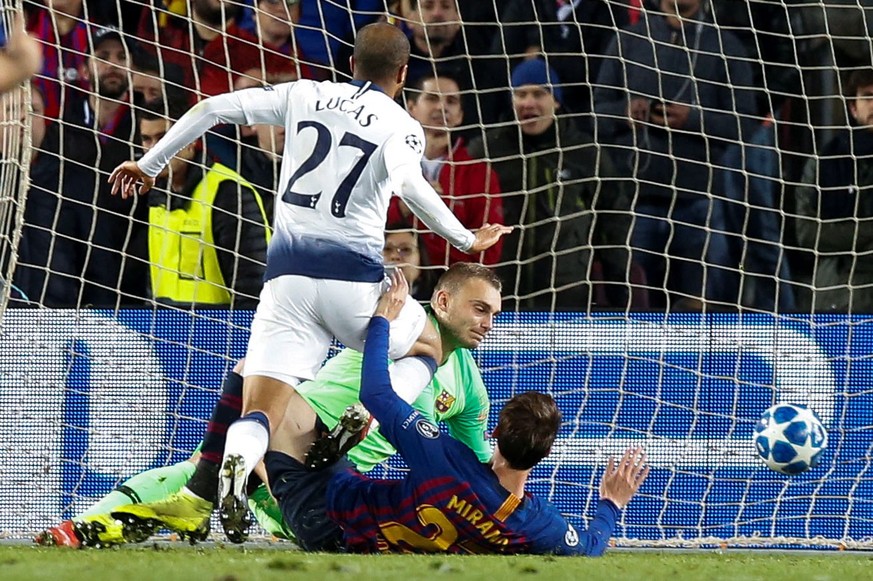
753;403;827;475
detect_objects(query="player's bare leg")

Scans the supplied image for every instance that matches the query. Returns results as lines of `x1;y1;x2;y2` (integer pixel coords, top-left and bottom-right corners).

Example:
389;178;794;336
266;388;320;460
220;375;298;543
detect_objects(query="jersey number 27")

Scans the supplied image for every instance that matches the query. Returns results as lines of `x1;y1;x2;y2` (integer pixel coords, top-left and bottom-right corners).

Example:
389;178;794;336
282;120;377;218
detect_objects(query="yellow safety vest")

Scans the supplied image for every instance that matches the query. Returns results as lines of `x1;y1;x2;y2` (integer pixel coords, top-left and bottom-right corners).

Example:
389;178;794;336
148;163;270;306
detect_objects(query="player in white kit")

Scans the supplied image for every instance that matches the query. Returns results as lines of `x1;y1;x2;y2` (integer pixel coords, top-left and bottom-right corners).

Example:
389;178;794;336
109;23;509;542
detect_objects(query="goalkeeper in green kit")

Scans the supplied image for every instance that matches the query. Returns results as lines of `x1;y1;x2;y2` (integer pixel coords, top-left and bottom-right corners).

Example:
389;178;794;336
37;263;499;547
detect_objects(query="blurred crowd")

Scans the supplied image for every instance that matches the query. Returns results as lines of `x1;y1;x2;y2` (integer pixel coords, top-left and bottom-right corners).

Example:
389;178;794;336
4;0;873;313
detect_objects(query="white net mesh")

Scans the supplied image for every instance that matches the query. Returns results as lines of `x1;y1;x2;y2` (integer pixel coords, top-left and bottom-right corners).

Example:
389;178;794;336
0;0;871;548
0;3;31;317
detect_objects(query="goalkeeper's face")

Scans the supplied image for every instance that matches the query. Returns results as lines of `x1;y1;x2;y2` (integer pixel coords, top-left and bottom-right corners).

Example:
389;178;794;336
436;278;501;349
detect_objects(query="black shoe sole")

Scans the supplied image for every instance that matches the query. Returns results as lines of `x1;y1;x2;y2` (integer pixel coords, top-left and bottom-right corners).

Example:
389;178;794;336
112;513;209;545
304;405;370;471
218;455;251;544
219;496;251;544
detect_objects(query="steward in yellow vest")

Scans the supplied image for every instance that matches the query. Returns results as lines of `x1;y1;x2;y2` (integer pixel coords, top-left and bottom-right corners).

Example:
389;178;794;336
148;161;271;308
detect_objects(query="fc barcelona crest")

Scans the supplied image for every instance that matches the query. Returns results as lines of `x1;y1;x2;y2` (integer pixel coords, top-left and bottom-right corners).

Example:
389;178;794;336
435;390;456;413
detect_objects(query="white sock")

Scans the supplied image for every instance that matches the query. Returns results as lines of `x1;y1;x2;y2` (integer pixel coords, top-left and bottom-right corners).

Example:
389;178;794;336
223;417;270;479
179;486;200;499
389;356;436;404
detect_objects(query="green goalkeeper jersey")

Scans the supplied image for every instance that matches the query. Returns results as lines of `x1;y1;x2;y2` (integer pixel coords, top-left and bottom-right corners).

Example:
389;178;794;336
295;338;492;472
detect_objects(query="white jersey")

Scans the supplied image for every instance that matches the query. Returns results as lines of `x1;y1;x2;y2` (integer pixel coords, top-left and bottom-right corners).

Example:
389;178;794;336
137;79;476;283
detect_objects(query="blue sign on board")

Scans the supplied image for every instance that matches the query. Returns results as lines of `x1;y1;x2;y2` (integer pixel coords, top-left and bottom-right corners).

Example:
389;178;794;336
0;310;869;544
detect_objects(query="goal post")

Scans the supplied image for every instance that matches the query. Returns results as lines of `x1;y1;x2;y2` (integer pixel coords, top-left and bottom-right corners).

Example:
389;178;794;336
0;0;870;549
0;2;33;319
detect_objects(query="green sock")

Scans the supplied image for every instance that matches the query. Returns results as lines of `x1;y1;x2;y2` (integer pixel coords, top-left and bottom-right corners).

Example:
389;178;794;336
75;460;197;520
248;484;294;541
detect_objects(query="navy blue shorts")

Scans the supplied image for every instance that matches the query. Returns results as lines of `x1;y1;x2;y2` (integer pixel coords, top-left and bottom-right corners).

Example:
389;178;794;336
264;451;352;552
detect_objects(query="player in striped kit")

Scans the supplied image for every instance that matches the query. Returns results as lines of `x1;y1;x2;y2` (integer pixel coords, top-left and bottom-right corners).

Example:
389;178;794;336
37;262;498;548
267;270;650;555
108;22;509;542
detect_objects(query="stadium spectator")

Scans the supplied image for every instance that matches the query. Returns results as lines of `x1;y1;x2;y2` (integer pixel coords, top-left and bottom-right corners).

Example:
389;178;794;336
405;0;462;82
402;0;498;127
236;122;279;220
469;59;632;311
130;48;187;108
384;222;437;301
197;0;313;168
266;270;649;554
291;0;382;77
199;0;314;97
593;0;756;309
134;0;245;100
491;0;629;118
794;69;873;313
0;14;42;96
25;0;90;120
718;116;796;312
1;84;44;305
14;26;147;307
137;98;270;309
709;0;802;117
389;70;503;268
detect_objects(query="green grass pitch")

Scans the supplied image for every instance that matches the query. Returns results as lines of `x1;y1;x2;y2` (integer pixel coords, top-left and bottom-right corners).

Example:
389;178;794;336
1;545;871;581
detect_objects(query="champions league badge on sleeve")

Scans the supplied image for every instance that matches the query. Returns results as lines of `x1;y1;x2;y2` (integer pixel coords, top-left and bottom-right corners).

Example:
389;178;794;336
416;418;439;439
405;134;423;154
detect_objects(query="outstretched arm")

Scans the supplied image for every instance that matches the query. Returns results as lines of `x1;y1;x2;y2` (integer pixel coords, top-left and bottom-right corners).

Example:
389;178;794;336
548;447;649;556
392;165;511;255
360;270;413;424
109;84;293;197
360;271;451;471
384;127;511;255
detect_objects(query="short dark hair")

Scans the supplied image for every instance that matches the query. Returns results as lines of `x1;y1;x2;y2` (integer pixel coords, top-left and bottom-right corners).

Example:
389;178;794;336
404;67;466;105
353;23;410;84
408;68;464;94
434;262;502;295
131;48;186;87
846;69;873;99
495;392;561;470
138;97;189;124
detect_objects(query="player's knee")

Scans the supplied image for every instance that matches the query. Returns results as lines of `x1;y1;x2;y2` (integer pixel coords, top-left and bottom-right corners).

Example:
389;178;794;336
241;376;298;424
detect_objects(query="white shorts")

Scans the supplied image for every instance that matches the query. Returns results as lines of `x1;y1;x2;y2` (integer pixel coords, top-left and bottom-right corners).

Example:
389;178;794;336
243;275;427;385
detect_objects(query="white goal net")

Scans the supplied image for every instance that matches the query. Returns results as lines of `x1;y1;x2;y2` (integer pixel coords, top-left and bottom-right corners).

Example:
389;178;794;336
0;0;871;549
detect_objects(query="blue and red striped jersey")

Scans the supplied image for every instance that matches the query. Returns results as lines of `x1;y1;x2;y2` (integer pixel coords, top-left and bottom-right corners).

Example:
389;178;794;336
325;317;619;555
